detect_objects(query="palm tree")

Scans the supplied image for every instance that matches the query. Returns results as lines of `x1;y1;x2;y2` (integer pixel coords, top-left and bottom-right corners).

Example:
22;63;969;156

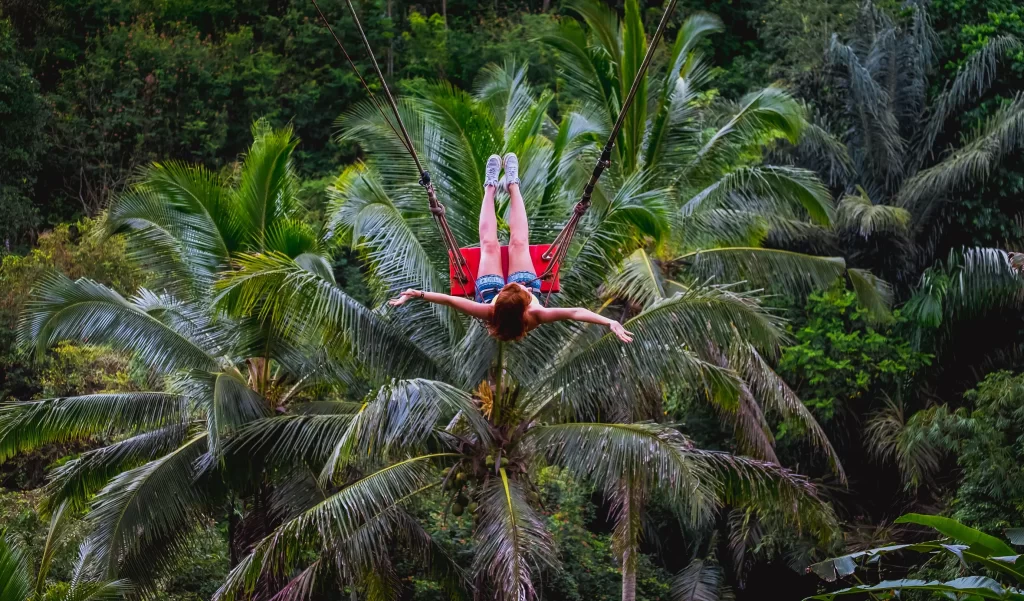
775;1;1024;293
543;0;846;231
541;0;889;463
199;55;848;599
767;0;1024;501
0;121;395;591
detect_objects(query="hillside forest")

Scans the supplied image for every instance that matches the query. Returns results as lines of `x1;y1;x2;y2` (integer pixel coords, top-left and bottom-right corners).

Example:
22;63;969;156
2;0;1024;599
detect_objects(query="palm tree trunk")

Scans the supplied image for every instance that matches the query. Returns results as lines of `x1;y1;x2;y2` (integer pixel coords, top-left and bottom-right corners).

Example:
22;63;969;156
442;0;447;27
622;558;637;601
616;480;641;601
227;495;240;567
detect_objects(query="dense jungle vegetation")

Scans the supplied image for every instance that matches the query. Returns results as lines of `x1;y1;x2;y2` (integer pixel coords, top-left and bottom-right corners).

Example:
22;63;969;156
1;0;1024;599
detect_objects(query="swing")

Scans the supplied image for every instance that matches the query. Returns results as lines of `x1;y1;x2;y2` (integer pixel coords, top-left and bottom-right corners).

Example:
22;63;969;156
313;0;679;300
448;244;561;297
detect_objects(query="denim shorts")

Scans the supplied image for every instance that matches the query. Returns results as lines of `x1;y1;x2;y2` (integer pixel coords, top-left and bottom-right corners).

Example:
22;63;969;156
475;271;542;303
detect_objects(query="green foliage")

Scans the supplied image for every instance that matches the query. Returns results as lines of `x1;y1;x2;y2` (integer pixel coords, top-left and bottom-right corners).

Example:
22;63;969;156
0;19;48;248
408;468;671;601
0;490;84;584
945;371;1024;532
36;343;144;399
0;218;143;404
0;0;570;244
778;287;931;421
7;0;1024;599
0;531;31;601
150;525;229;601
756;0;859;79
929;0;1024;247
807;512;1024;600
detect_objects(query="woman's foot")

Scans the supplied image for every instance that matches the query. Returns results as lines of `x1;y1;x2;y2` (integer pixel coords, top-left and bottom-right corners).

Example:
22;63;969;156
503;152;520;187
484;154;502;188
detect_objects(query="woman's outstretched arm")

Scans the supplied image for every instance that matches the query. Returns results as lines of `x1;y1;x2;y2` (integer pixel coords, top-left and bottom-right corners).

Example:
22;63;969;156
533;306;634;343
388;289;493;320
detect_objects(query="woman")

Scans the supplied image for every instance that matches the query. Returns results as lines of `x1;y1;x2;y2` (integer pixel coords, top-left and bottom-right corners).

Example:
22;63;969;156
389;153;634;343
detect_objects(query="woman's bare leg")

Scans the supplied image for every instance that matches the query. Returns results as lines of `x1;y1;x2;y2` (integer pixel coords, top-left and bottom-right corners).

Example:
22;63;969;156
505;155;533;275
478;184;503;278
506;182;534;275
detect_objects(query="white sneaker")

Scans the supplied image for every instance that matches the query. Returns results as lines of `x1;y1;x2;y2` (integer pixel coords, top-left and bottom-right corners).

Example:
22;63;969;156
484;154;502;188
503;152;521;187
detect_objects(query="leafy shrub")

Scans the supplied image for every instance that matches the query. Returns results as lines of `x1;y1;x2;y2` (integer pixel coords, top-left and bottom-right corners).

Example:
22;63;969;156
778;286;932;422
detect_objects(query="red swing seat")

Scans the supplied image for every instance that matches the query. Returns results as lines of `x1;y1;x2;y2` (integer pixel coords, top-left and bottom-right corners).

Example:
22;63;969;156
449;244;561;297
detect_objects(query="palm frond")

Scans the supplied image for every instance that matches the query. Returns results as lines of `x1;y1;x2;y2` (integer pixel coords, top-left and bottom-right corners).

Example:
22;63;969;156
865;399;951;490
0;392;183;461
214;454;452;601
65;539;134;601
671;558;731;601
605;248;675;308
472;469;557;601
897;94;1024;224
235;120;299;250
265;218;324;259
558;172;671;306
563;0;621;72
526;286;781;419
928;247;1024;319
326;164;458;345
86;433;211;588
630;285;786;356
847;268;895;323
731;340;846;483
783;117;854;188
215;252;440;379
681;166;834;227
64;580;133;601
525;313;743;422
36;501;73;595
182;370;270;456
43;425;190;514
108;161;239;297
726;380;778;465
673;209;771;252
678;247;847;297
335;97;425;195
224;414;355;474
475;61;552;149
617;0;648;174
836;190;910;238
0;534;30;601
689;450;838;540
319;379;488;482
540;20;613;121
528;422;716;525
19;273;217;373
645;53;706;175
686;89;808;185
915;35;1022;168
415;82;504;241
827;35;906;186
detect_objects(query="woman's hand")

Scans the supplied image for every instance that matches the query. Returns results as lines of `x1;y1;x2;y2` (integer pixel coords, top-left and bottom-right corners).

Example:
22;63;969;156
609;320;634;343
388;289;422;307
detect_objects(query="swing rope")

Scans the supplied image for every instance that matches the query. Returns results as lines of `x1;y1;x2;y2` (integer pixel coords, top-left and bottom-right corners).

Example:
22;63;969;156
312;0;474;287
313;0;680;297
537;0;680;292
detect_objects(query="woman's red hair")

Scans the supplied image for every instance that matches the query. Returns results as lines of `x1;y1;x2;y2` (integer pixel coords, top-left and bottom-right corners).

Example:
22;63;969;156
487;283;532;341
